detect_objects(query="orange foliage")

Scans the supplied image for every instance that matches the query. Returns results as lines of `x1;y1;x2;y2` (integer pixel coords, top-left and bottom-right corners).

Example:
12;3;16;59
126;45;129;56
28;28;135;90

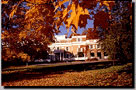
94;11;110;29
82;28;99;39
1;0;117;62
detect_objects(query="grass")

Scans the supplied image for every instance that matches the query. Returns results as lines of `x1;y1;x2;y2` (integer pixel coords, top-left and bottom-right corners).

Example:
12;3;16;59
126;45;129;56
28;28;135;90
96;63;132;74
2;63;133;86
2;63;76;74
2;60;114;74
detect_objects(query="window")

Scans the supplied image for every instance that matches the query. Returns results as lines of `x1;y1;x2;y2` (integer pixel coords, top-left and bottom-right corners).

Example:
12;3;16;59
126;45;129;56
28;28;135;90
97;44;100;49
57;47;59;50
78;52;84;57
64;53;67;58
66;54;69;58
77;38;81;42
66;47;69;51
70;54;74;58
77;38;80;42
90;45;93;49
78;48;83;52
97;52;101;59
90;53;94;57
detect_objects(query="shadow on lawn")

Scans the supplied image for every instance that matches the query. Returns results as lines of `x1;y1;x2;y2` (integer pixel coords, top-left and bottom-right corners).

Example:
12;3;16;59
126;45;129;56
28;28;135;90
2;62;114;83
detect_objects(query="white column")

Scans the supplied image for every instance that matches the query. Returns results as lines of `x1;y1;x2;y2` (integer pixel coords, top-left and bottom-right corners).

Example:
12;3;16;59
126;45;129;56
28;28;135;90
63;52;64;61
77;48;78;60
60;53;61;61
84;47;85;58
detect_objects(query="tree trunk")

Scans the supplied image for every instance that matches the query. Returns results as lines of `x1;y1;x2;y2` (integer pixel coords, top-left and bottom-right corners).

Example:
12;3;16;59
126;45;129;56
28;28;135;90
113;53;115;66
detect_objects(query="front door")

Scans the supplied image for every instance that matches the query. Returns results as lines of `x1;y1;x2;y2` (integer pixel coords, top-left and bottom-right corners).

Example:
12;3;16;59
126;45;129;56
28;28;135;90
97;52;101;59
55;53;60;61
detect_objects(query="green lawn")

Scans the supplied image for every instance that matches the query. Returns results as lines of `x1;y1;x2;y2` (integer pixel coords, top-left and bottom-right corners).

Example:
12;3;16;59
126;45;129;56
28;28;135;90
2;63;133;86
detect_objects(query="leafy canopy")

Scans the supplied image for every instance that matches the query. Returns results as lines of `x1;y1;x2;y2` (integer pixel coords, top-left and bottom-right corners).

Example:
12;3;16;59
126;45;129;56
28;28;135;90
2;0;116;62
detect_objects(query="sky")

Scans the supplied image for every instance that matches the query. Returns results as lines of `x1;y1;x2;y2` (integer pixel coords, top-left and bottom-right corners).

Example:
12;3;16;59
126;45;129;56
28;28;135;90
58;19;94;37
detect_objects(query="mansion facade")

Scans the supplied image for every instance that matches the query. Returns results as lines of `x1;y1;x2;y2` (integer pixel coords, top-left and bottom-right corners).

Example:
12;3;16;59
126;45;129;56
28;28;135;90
48;35;108;61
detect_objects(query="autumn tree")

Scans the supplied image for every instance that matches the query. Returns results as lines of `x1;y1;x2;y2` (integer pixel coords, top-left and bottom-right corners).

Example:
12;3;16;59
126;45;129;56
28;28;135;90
2;0;56;63
81;1;133;63
1;0;99;63
53;0;115;31
98;1;133;63
82;28;99;39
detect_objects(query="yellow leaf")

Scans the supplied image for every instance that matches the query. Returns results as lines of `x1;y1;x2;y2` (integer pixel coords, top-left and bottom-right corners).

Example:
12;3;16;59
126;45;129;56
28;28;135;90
9;1;22;18
26;0;47;4
71;4;81;29
55;2;89;30
54;11;62;17
54;0;69;11
66;3;76;28
103;1;109;7
26;24;31;29
36;48;40;51
26;3;33;7
102;1;114;10
62;8;68;19
84;8;89;15
25;6;38;20
71;13;79;29
99;2;102;6
130;15;132;21
19;31;27;39
1;34;5;39
36;26;42;32
71;4;89;29
9;7;17;18
2;0;8;4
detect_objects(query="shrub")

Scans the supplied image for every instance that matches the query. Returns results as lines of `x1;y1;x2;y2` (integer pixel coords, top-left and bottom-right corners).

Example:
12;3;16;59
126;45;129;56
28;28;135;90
85;58;98;61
